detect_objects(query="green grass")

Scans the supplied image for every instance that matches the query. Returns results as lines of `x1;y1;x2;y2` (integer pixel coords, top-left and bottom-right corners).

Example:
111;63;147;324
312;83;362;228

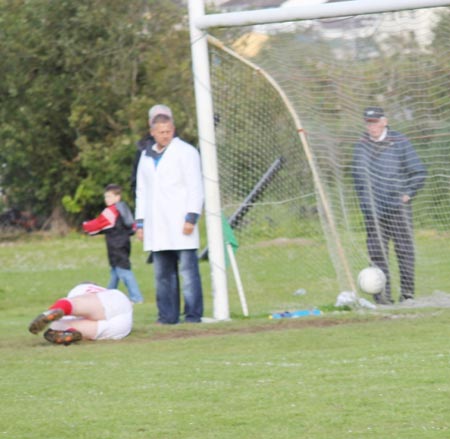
1;233;450;438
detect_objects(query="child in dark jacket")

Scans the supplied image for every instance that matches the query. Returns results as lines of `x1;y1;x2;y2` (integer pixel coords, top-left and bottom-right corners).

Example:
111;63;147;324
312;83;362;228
83;184;144;304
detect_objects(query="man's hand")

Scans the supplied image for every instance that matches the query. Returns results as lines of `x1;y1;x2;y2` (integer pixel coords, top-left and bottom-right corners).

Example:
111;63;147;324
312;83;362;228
183;221;195;235
402;194;411;203
136;228;144;241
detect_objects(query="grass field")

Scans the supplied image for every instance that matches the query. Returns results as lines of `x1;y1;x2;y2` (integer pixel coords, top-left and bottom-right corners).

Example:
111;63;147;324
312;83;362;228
1;233;449;438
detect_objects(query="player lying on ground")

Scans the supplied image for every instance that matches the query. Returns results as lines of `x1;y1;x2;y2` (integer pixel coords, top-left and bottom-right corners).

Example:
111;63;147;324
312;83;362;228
28;282;133;345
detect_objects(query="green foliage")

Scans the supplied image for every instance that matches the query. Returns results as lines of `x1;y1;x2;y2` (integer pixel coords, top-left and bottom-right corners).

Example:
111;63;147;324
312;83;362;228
0;0;196;226
62;180;99;214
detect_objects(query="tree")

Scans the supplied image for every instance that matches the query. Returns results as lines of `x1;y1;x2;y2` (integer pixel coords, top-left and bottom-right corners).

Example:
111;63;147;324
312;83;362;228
0;0;195;232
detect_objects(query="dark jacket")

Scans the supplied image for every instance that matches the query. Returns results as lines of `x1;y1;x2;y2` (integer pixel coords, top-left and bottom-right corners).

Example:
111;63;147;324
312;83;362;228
131;134;155;199
352;129;427;217
104;207;133;270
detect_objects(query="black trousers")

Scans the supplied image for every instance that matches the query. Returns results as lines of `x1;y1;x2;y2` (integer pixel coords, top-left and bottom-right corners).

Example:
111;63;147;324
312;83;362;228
364;205;415;302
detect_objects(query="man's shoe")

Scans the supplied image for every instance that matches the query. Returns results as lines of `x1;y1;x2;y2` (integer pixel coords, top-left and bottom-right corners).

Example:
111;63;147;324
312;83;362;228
43;329;82;345
28;309;64;334
374;294;393;305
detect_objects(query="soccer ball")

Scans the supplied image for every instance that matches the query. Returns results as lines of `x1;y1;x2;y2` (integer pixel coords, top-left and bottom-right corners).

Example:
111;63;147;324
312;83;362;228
357;267;386;295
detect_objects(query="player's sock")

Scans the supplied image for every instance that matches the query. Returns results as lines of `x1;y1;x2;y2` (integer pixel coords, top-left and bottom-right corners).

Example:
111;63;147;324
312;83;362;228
49;299;72;315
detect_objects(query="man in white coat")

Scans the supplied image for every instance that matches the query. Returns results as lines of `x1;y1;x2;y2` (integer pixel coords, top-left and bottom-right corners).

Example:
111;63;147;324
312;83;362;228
135;105;204;324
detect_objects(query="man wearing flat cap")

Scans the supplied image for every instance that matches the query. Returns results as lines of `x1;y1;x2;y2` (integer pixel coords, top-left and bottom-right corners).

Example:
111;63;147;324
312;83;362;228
352;107;426;304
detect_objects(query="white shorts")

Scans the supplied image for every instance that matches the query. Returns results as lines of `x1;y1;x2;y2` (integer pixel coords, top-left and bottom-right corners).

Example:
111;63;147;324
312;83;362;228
54;285;133;340
95;289;133;340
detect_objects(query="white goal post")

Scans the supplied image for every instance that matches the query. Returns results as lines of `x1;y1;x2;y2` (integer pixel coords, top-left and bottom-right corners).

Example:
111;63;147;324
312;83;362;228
188;0;450;319
195;0;450;29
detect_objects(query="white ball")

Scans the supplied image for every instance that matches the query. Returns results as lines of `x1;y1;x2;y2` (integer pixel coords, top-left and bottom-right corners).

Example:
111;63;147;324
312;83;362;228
357;267;386;295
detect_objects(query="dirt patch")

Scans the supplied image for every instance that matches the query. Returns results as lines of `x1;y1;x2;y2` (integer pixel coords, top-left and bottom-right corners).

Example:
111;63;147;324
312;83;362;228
140;314;385;342
138;294;450;342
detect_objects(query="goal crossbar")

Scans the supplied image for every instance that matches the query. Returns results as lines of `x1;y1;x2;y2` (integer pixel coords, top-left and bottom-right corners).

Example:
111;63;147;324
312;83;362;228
196;0;450;29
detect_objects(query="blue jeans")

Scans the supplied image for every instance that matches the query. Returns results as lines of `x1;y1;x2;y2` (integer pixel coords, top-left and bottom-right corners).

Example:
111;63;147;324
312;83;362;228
108;266;144;303
153;249;203;324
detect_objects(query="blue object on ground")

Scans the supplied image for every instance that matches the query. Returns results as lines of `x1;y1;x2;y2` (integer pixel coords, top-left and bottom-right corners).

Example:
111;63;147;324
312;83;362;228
269;309;322;319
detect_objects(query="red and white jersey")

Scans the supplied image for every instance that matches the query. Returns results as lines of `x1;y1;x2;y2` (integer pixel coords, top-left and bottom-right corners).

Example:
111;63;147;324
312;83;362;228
82;205;119;235
67;283;106;298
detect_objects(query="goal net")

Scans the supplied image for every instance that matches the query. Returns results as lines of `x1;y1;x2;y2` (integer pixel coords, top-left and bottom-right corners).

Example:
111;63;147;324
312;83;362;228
201;5;450;313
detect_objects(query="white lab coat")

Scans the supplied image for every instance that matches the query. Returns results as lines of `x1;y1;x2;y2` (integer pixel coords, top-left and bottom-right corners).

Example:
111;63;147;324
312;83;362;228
135;137;204;252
